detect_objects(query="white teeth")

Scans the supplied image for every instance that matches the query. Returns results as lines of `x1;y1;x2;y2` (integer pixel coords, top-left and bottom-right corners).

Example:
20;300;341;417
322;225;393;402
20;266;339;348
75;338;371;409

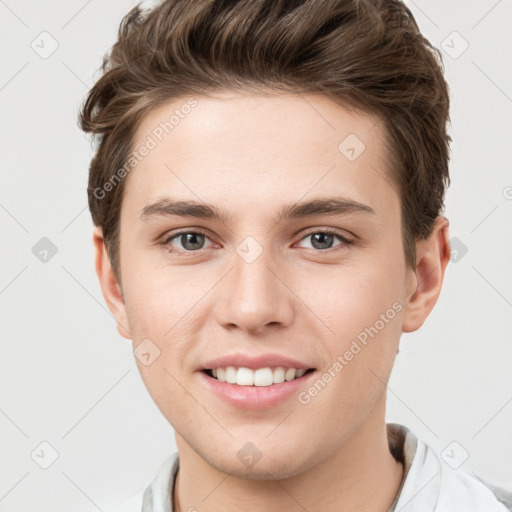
273;367;285;384
254;368;273;386
209;366;310;386
225;366;237;384
236;367;254;386
285;368;296;381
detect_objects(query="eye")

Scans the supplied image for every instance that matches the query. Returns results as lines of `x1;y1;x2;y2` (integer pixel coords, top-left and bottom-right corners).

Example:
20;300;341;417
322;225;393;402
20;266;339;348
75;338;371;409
159;227;354;255
296;229;354;251
161;230;216;254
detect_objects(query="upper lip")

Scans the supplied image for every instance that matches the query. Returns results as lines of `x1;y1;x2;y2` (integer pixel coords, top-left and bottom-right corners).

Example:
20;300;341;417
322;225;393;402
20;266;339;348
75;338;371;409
199;353;315;371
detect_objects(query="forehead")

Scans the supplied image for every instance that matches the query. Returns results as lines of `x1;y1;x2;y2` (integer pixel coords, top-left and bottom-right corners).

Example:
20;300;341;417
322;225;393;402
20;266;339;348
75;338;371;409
124;91;397;221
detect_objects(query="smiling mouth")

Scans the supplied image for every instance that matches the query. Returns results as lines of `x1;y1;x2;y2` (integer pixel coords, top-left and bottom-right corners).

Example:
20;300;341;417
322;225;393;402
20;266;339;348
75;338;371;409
202;366;316;387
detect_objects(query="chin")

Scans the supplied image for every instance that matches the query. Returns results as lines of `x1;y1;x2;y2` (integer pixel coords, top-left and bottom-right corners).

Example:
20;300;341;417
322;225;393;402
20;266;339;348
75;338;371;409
201;444;313;481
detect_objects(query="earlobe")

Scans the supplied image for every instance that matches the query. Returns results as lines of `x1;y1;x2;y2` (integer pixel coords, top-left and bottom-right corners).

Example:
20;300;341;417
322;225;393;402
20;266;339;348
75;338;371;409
92;226;132;340
402;216;451;333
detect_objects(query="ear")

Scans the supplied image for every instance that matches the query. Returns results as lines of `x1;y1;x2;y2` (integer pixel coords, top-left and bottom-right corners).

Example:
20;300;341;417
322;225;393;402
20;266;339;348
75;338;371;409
92;226;132;340
402;216;451;333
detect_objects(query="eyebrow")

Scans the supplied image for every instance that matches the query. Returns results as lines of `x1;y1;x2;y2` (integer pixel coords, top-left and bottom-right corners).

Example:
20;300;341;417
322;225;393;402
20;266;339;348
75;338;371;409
140;196;376;224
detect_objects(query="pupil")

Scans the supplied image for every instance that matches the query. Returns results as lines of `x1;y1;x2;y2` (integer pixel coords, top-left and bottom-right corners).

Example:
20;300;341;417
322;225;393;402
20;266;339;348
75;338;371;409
182;233;203;250
312;233;333;250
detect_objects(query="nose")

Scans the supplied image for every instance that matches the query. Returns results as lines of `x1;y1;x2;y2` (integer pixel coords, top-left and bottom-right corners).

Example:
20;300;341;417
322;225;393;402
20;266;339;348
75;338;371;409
214;246;294;335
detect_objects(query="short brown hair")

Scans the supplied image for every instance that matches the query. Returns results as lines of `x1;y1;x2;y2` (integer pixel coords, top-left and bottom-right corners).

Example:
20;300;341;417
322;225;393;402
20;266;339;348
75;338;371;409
80;0;451;281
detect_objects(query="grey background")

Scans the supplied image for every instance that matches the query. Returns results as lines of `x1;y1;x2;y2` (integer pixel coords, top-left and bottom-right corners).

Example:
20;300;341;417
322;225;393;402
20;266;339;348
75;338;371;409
1;0;511;510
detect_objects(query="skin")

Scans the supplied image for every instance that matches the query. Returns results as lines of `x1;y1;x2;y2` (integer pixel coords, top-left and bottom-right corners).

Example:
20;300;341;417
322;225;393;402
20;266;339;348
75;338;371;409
93;91;450;511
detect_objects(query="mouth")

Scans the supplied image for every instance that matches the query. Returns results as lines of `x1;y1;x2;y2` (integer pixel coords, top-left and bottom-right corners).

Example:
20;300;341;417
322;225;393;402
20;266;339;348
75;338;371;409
202;366;316;387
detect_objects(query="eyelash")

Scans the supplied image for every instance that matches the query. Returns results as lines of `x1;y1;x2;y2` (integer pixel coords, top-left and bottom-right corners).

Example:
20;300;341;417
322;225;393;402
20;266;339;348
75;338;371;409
160;228;355;256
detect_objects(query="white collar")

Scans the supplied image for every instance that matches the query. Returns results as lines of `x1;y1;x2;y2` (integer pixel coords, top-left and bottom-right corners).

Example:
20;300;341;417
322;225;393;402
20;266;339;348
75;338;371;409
127;423;511;512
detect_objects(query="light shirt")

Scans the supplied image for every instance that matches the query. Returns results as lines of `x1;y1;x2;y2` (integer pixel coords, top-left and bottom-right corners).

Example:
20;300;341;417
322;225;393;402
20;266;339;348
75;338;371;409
112;423;512;512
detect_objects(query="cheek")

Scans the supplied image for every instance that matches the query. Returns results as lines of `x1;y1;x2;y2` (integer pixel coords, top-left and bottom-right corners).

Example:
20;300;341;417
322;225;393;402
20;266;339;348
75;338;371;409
297;249;405;396
122;272;199;406
122;261;204;335
122;264;211;396
298;256;405;341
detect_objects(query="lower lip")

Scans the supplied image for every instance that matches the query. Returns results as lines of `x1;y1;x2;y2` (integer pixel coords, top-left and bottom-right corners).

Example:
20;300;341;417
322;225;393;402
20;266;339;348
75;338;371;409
198;370;316;409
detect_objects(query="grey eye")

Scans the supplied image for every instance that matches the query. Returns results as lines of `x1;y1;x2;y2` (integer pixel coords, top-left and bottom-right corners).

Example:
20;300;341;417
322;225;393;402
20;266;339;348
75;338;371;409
178;232;206;251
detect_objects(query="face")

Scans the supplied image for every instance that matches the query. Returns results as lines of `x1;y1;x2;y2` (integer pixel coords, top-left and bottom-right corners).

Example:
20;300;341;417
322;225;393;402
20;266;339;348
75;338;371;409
98;91;438;480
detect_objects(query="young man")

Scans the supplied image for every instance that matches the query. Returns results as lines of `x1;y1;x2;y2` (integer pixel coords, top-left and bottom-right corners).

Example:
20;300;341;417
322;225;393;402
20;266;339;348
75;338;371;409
80;1;511;511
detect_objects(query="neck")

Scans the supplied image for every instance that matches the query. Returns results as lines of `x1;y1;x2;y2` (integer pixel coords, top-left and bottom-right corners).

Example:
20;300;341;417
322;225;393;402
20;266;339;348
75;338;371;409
173;400;403;512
